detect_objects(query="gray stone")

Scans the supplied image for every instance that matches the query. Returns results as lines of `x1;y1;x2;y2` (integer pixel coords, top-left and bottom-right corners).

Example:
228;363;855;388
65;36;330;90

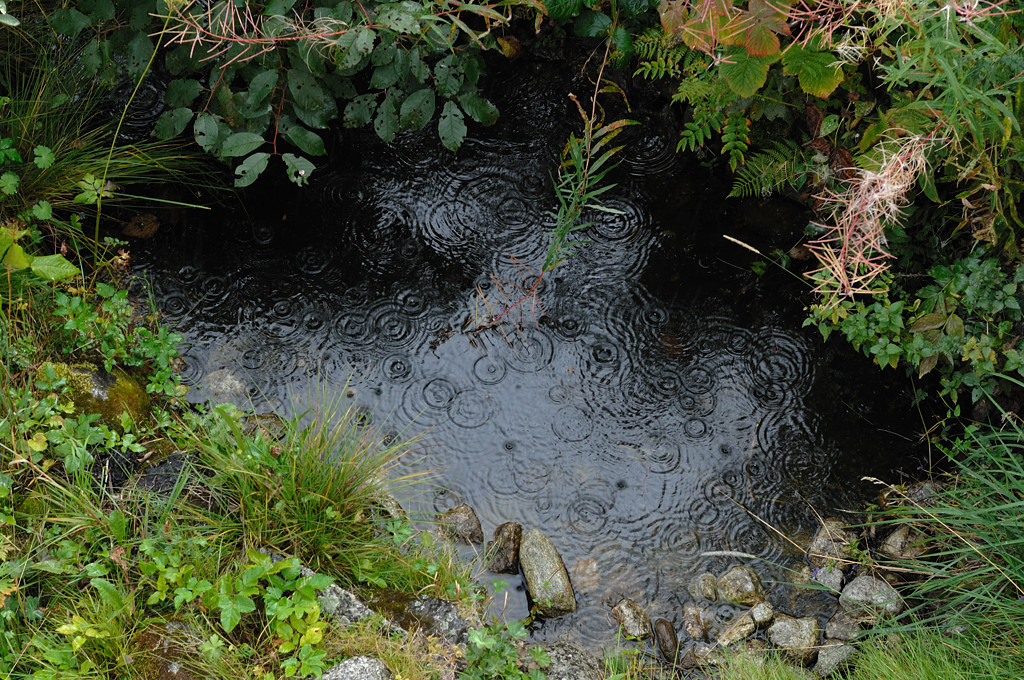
815;640;855;676
718;613;756;647
316;584;376;627
766;614;821;665
406;596;479;645
528;640;601;680
321;656;392;680
202;368;248;404
825;610;862;641
688;572;718;601
682;602;708;641
717;565;766;606
438;504;484;545
519;529;576;617
612;598;651;639
486;522;522;574
807;519;858;571
812;564;844;592
878;524;926;561
840;575;904;621
653;618;679;663
750;601;774;627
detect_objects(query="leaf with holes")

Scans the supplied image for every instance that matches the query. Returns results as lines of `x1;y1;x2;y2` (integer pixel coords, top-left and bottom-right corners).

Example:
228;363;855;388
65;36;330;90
438;101;466;152
336;27;376;70
400;88;435;131
285;126;326;156
194;112;221;152
374;94;399;143
283;153;315;186
246;71;279;108
125;33;154;80
154;108;194;140
434;56;464;98
344;94;378;127
221;132;265;158
234;152;270;188
48;8;91;37
166;79;202;108
288;69;327;111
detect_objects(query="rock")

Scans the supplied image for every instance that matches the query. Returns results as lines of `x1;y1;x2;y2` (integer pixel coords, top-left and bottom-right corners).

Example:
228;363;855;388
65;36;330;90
202;368;249;404
717;565;766;606
681;602;708;641
42;362;150;427
766;614;821;665
612;598;651;639
242;413;286;440
528;640;601;680
688;572;718;601
825;610;862;641
840;575;904;621
406;596;480;645
318;584;376;627
321;656;392;680
812;564;844;592
519;529;576;617
878;524;926;561
653;618;679;663
815;640;855;676
718;613;756;647
486;522;522;573
807;519;859;571
437;504;484;545
750;601;774;627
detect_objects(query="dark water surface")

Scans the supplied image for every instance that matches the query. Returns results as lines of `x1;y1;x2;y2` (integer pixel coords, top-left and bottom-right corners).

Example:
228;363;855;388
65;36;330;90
133;53;921;648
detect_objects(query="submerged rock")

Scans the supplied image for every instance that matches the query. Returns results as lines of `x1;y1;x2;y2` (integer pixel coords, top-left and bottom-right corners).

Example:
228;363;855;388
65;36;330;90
840;574;904;621
718;613;756;647
717;565;766;606
815;640;855;676
681;602;708;641
486;522;522;573
688;572;718;601
519;529;576;617
611;598;651;639
807;519;858;571
653;618;678;662
438;504;484;545
766;614;821;665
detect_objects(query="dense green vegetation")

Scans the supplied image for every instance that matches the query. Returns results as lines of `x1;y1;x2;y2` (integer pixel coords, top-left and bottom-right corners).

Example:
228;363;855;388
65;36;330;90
3;0;1024;678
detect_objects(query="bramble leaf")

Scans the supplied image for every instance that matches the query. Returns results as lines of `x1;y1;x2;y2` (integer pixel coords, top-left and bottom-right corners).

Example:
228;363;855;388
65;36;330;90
782;42;843;98
400;88;435;131
221;132;264;157
720;48;776;98
234;152;270;187
438;100;467;152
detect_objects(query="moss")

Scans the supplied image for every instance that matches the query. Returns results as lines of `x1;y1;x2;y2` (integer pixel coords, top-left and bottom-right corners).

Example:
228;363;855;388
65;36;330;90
40;362;151;430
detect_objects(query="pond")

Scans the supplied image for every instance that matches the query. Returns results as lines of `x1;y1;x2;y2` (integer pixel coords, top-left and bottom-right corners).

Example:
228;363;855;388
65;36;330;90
131;48;923;650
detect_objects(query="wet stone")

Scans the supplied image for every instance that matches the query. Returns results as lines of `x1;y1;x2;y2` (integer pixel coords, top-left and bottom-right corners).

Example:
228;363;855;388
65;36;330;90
529;640;601;680
812;564;844;592
825;610;862;641
766;614;821;665
438;503;484;545
688;572;718;601
316;584;376;627
717;612;756;647
519;529;576;617
878;524;927;561
612;598;652;639
840;575;904;621
682;602;708;641
486;522;522;574
653;618;679;663
717;565;766;606
815;640;855;677
807;519;859;571
750;601;774;627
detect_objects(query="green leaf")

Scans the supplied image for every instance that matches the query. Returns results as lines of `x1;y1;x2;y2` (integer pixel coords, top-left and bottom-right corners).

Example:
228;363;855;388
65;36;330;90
221;132;265;157
166;79;202;108
574;10;611;37
547;0;583;20
378;4;420;33
30;254;80;281
154;108;194;139
400;88;435;131
33;146;55;169
79;0;115;22
194;112;221;152
263;0;297;14
90;578;124;611
234;152;270;188
618;0;649;16
408;47;430;83
782;43;843;99
3;243;29;269
374;94;399;142
457;91;498;125
247;70;279;107
48;8;91;37
282;153;315;186
0;13;20;27
370;61;400;90
31;201;52;221
0;171;18;195
344;94;378;127
438;100;466;152
285;126;326;155
434;56;464;99
125;32;155;80
288;69;327;111
720;48;775;98
335;27;376;70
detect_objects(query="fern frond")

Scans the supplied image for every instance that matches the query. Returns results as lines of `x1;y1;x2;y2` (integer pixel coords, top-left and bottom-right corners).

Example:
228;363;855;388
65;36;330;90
633;27;689;81
728;141;803;198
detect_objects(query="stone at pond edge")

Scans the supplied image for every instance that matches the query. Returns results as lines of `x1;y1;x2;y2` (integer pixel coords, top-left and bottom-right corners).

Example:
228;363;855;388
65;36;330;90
438;503;484;545
750;600;774;627
812;564;844;592
653;618;678;662
689;572;718;601
42;362;150;428
321;655;392;680
611;598;651;639
718;565;766;606
766;614;821;665
840;574;904;621
486;522;522;573
682;601;708;641
815;640;855;677
825;610;862;641
807;518;859;570
718;612;756;647
526;640;601;680
519;529;576;617
878;524;927;561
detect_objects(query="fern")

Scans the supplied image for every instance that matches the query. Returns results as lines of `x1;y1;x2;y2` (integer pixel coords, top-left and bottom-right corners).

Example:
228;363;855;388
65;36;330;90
721;110;751;171
728;141;803;198
677;106;726;153
633;28;693;81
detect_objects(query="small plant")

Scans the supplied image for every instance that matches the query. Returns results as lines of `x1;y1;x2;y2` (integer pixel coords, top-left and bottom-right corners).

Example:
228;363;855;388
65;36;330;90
460;620;549;680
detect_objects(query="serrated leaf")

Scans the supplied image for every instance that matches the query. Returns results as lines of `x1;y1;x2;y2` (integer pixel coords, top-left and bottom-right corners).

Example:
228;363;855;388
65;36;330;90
154;108;193;139
409;47;430;83
287;69;326;111
49;8;91;37
336;27;376;70
378;5;420;33
32;201;52;221
246;71;279;107
547;0;583;19
285;125;326;155
344;94;378;127
263;0;297;14
400;88;435;131
374;94;399;142
282;153;315;186
434;56;464;98
782;43;843;99
294;95;337;129
125;32;154;80
720;48;774;98
221;132;265;157
574;10;612;37
34;146;55;169
457;91;498;125
438;100;466;152
370;61;400;90
90;578;124;611
619;0;648;16
234;152;270;188
0;171;18;195
194;112;220;152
